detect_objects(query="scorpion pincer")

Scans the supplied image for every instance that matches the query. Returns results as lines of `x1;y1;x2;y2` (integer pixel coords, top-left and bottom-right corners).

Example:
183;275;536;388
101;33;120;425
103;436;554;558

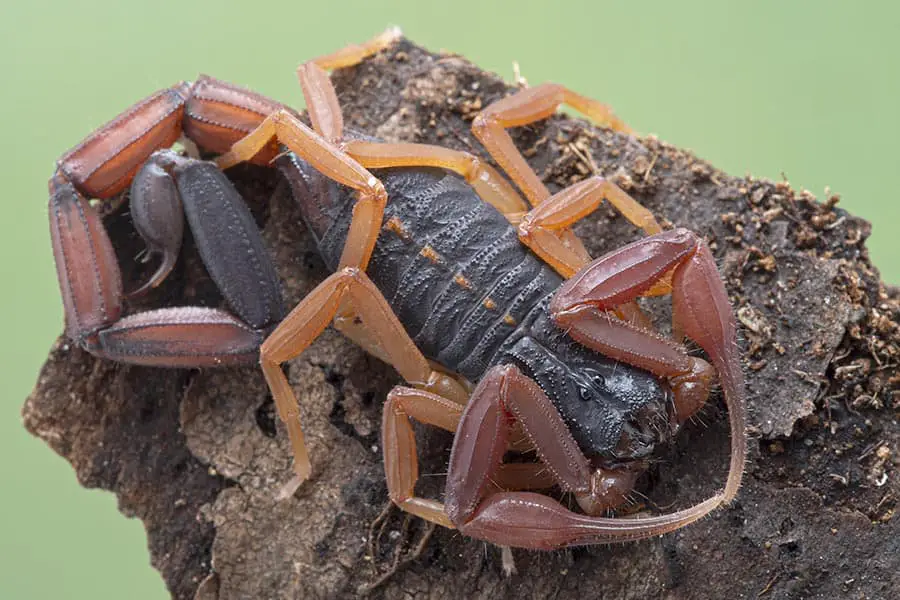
49;30;745;551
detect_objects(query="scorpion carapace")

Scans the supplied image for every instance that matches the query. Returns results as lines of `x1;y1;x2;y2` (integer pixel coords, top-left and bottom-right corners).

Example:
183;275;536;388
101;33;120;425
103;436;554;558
500;308;672;463
48;30;746;552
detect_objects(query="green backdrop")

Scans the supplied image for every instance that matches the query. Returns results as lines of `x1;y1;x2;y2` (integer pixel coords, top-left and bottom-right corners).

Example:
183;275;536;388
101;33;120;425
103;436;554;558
2;1;897;598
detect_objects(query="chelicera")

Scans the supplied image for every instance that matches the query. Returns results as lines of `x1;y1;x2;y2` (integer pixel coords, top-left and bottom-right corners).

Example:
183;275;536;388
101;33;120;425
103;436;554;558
49;31;746;551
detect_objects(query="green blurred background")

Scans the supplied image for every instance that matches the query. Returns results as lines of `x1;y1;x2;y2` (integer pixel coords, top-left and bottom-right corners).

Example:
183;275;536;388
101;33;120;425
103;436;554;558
2;1;897;597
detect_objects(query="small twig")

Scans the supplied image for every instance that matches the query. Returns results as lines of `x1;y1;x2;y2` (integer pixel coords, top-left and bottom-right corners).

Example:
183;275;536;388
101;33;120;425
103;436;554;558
362;517;437;594
858;440;885;462
642;152;659;181
757;573;779;597
366;500;394;561
568;142;601;176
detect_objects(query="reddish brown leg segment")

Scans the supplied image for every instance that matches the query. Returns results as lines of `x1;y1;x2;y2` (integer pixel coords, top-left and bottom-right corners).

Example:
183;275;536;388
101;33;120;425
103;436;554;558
381;383;562;529
551;228;746;502
50;74;295;367
445;365;592;526
459;490;722;549
445;364;721;549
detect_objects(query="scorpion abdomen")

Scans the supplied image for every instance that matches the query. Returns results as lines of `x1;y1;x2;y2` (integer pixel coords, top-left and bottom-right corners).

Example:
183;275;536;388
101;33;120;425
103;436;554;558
281;157;560;378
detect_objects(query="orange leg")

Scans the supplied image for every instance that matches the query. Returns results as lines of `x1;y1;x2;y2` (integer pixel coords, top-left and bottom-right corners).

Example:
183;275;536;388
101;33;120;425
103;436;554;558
296;32;531;222
296;27;401;141
472;82;640;271
472;83;631;207
296;62;345;145
216;109;388;270
343;140;529;217
517;174;664;279
331;314;469;407
220;42;542;486
382;387;460;527
261;268;467;485
382;385;560;528
308;27;402;71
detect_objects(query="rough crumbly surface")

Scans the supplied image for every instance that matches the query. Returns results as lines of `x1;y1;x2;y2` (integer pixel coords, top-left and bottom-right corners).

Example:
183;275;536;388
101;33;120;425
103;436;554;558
24;39;899;599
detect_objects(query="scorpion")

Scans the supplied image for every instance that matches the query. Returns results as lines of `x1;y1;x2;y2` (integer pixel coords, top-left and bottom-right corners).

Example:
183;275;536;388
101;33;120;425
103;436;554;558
49;30;746;551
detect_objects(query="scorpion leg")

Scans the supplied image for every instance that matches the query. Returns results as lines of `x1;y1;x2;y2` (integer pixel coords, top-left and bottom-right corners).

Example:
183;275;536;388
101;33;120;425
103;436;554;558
307;27;403;71
472;83;638;276
295;27;402;143
473;83;631;208
443;364;708;549
382;383;563;529
216;109;388;270
516;175;662;278
343;140;529;218
383;386;553;512
259;268;466;485
382;387;460;528
550;228;746;502
296;61;344;145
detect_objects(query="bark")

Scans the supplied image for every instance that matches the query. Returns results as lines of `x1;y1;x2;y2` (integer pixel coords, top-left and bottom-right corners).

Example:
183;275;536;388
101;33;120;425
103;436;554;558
24;38;899;599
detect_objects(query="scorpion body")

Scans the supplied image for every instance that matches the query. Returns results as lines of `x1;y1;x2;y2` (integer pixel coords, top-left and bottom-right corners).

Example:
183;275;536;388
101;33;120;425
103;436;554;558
280;156;669;462
49;31;745;552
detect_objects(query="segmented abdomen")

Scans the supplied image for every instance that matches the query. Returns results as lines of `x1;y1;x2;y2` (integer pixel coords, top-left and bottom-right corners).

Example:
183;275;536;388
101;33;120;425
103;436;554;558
301;164;562;382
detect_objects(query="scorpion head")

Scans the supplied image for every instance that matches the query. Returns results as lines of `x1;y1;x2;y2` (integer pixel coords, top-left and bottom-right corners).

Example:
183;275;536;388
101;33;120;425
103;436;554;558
502;317;673;466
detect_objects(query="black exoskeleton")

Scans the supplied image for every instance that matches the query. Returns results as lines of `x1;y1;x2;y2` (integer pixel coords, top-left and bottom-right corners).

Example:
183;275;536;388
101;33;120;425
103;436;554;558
278;153;669;462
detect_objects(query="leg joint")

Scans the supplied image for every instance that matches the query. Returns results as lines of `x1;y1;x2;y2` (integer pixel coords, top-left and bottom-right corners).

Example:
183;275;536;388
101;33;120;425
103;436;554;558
471;112;493;133
336;266;363;280
363;178;388;205
669;227;702;248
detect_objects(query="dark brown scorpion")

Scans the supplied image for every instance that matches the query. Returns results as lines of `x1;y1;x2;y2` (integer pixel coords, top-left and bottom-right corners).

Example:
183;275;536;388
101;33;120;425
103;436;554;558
49;31;746;551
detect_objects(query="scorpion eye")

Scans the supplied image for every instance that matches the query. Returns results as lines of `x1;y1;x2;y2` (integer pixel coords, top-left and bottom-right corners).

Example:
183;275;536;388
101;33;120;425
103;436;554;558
578;386;593;402
591;373;606;389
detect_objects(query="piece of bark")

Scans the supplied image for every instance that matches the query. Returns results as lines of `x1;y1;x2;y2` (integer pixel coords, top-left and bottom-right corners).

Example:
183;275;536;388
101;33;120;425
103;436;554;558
24;38;899;599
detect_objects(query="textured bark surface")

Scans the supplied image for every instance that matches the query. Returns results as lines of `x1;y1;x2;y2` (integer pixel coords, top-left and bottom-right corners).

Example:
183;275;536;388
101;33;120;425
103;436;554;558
25;39;899;599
